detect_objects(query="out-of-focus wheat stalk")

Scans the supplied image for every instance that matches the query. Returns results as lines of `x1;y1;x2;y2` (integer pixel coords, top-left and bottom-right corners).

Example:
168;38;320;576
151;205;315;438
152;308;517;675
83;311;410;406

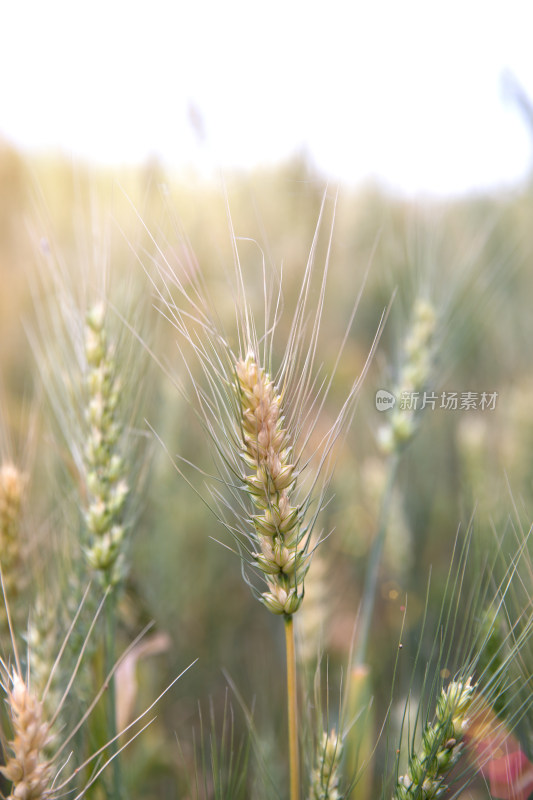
352;297;437;679
25;202;155;800
295;537;330;668
307;729;343;800
0;462;27;632
83;300;130;588
0;561;194;800
387;518;533;800
377;298;436;455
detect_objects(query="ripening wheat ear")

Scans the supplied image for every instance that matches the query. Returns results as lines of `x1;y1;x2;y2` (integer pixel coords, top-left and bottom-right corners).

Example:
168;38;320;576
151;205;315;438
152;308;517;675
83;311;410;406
0;568;195;800
307;729;343;800
144;192;385;614
25;205;158;800
29;291;135;594
0;462;27;630
82;300;130;587
139;190;386;800
393;678;476;800
27;207;153;597
386;520;533;800
0;667;54;800
378;296;437;455
236;353;307;616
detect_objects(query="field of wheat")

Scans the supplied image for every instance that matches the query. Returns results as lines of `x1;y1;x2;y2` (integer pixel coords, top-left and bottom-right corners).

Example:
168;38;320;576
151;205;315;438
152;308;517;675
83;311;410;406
0;141;532;799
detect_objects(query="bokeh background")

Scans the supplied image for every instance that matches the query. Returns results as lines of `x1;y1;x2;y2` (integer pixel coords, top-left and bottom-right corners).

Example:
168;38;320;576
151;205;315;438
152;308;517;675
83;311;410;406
1;0;532;195
1;3;533;798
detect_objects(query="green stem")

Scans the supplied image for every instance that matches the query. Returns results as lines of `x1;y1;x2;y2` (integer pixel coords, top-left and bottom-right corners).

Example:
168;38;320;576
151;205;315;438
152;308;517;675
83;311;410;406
104;587;124;800
285;614;299;800
355;453;400;667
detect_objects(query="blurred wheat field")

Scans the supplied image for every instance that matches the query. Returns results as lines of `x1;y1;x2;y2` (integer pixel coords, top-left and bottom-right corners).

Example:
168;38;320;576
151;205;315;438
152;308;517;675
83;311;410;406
0;139;532;800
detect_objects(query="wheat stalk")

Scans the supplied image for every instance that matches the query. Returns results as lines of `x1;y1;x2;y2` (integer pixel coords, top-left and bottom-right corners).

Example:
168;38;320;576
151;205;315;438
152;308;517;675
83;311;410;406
141;192;385;800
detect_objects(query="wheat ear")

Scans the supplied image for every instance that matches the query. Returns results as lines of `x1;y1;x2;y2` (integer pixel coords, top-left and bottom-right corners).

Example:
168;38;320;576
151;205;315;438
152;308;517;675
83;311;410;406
0;670;53;800
393;678;475;800
83;301;129;587
307;729;343;800
236;353;307;616
0;462;26;629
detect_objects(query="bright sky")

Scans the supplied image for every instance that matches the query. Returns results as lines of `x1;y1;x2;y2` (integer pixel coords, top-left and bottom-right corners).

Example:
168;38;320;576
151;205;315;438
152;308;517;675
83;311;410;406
1;0;532;196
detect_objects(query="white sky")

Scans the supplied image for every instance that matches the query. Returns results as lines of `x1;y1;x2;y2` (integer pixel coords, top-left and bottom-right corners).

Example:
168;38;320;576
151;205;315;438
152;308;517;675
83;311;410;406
1;0;532;196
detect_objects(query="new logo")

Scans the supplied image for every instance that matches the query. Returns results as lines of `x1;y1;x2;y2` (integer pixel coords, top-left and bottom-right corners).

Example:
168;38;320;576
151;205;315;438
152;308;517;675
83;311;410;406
375;389;396;411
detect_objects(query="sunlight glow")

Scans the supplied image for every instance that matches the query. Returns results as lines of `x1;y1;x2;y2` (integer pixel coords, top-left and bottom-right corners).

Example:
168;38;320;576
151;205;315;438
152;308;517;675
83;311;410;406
2;0;532;195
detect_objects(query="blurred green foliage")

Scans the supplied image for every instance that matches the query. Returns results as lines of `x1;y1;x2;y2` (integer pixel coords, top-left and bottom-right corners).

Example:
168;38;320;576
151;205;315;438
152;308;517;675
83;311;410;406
0;138;532;798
